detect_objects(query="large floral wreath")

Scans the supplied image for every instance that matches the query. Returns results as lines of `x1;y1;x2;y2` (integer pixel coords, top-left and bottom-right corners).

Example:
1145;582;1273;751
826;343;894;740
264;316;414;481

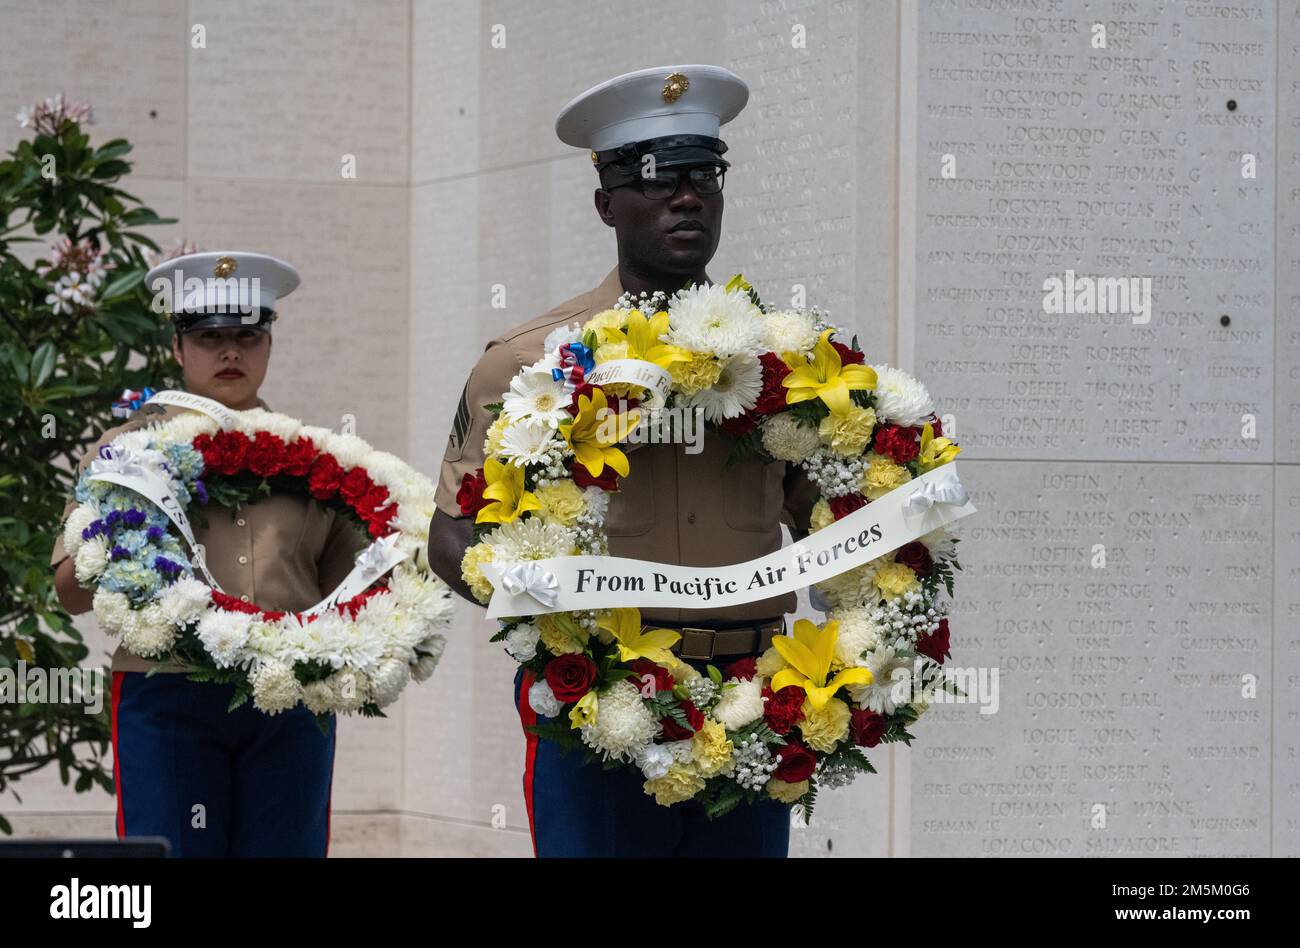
64;402;452;722
459;276;963;818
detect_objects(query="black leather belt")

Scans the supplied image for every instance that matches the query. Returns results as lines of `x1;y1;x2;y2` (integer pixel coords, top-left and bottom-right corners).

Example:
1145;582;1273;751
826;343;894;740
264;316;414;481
643;618;785;661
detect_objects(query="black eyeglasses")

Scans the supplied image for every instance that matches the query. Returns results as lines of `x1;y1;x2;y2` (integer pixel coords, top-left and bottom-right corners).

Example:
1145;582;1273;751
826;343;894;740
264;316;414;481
604;165;726;200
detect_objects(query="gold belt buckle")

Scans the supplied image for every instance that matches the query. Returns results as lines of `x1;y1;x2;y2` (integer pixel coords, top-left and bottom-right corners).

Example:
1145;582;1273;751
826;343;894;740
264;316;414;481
676;627;716;661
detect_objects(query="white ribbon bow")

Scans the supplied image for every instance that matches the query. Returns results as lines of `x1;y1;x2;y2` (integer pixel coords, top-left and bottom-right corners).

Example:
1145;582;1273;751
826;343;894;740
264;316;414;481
499;561;561;609
88;445;148;479
903;467;970;515
355;534;402;579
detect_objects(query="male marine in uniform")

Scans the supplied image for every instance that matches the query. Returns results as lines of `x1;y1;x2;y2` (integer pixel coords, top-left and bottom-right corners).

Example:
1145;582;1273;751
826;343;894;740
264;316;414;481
426;66;816;858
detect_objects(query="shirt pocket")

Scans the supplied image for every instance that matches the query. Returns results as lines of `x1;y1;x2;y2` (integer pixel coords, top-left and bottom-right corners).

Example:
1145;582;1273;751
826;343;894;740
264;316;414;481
604;464;656;537
722;456;785;533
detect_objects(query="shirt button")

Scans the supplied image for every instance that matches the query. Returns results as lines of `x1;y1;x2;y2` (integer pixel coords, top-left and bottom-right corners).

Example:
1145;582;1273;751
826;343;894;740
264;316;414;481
239;594;250;603
238;555;248;565
236;518;246;527
687;513;697;524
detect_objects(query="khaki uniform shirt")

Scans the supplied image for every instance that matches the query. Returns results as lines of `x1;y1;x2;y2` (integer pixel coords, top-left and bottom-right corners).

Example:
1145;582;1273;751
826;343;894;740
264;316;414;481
52;401;368;673
434;266;819;624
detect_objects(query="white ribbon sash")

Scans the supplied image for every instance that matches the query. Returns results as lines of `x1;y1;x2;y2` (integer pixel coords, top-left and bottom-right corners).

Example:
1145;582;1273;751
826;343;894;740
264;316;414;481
144;389;240;429
584;359;673;408
481;463;976;618
296;534;408;619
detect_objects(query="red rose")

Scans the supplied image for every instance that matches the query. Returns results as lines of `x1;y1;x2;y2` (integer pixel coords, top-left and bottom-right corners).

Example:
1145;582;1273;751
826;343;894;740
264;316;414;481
572;463;619;492
873;424;921;464
828;493;867;520
543;653;598;703
755;353;791;415
894;540;933;577
246;433;287;477
763;684;806;735
774;741;817;783
457;469;489;516
629;658;674;695
567;382;595;413
928;414;943;438
280;437;317;477
307;453;345;499
830;340;865;366
660;700;705;740
723;656;757;681
916;617;951;664
850;708;887;748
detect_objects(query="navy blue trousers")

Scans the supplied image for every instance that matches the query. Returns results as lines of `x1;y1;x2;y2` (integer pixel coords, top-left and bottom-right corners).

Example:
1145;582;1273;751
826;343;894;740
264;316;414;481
514;666;790;858
112;671;336;857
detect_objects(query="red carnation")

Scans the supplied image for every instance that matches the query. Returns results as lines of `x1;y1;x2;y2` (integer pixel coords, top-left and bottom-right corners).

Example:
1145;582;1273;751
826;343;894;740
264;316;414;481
630;658;674;695
850;708;887;748
828;493;867;520
199;430;251;476
212;589;260;615
572;463;619;492
366;504;398;538
281;437;317;477
543;653;598;703
660;700;705;740
719;412;759;437
307;453;345;500
567;382;595;413
928;414;943;438
763;684;806;735
830;340;865;366
339;467;375;509
916;617;951;665
723;656;757;681
774;741;817;783
873;424;921;464
246;433;288;478
894;540;933;577
457;469;489;516
755;353;791;415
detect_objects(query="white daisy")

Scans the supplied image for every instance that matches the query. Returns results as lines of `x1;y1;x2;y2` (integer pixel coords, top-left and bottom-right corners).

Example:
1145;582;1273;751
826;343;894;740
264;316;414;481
871;364;935;427
847;645;913;715
684;352;762;421
498;417;558;466
664;283;767;358
502;372;570;428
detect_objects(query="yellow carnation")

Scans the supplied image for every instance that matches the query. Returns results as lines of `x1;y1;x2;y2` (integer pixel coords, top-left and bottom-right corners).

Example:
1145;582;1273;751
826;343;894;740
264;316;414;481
534;481;586;526
818;405;877;457
669;351;724;396
537;612;590;655
809;498;834;532
644;762;706;806
460;542;496;604
767;778;809;804
691;720;734;778
595;340;630;363
756;645;786;679
485;415;511;456
873;560;920;599
799;696;851;753
583;308;627;344
860;452;912;499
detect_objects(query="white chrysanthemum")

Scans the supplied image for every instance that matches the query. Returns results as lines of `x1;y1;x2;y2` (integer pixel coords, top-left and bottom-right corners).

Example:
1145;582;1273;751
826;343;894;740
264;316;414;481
761;413;821;462
664;283;766;358
871;364;934;427
505;622;540;661
503;372;571;428
328;668;371;713
919;525;958;561
361;451;415;490
490;517;577;562
62;504;99;558
762;309;820;355
815;561;881;609
236;409;302;441
248;618;298;665
635;742;675;780
684;352;761;422
122;604;176;658
370;658;411;708
847;645;913;715
543;322;583;354
412;648;441;683
528;678;561;717
582;487;609;521
579;680;658;761
296;425;334;449
710;676;765;730
321;432;372;470
196;610;251;668
157;411;220;445
251;661;301;715
158;576;211;626
92;588;133;635
299;611;351;667
499;418;559;466
832;608;886;667
302;679;335;715
335;618;388;674
74;536;110;584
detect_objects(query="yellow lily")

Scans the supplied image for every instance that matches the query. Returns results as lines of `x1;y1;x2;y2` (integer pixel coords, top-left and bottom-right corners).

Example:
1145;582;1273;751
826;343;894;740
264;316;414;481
475;456;542;524
724;273;754;296
616;309;692;372
560;388;640;478
568;691;598;729
916;422;961;473
598;607;680;664
770;618;873;711
782;330;877;416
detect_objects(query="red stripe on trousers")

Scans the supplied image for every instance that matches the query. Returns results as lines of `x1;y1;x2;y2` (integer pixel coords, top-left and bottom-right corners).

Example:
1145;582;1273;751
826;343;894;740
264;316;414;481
111;671;125;838
517;669;540;857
